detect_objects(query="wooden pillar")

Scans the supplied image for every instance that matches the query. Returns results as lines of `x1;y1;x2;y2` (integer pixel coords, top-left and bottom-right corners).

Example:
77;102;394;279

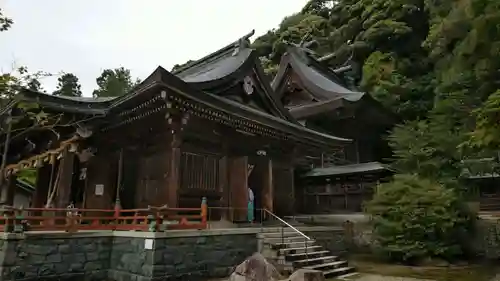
165;130;181;208
219;156;229;220
166;146;180;208
261;159;273;214
228;156;248;221
55;149;75;208
32;165;51;208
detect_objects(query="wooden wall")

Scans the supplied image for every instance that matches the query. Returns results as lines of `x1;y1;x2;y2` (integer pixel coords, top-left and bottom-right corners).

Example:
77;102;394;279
83;152;117;212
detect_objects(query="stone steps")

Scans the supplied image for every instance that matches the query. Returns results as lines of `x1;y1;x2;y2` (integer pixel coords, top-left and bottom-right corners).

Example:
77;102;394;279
260;231;354;279
270;240;316;250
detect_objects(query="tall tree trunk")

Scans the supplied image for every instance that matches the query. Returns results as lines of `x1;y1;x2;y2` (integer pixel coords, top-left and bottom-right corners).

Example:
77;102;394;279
0;116;13;205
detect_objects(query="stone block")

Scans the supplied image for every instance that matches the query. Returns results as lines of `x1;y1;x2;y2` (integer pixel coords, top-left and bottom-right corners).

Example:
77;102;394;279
288;269;325;281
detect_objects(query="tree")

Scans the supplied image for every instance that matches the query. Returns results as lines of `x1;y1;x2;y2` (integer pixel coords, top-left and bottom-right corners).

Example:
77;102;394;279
27;78;42;92
0;11;54;203
0;8;13;32
171;60;195;73
53;73;82;97
92;67;139;98
366;174;475;263
469;90;500;149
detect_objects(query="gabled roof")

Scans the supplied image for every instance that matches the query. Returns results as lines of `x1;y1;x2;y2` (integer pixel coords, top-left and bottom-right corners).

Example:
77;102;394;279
110;66;351;147
0;65;350;150
272;46;364;100
0;89;112;116
172;31;297;123
272;46;394;124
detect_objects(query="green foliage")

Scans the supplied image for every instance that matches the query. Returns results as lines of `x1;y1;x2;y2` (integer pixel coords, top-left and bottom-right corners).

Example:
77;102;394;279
366;174;474;263
0;8;13;32
53;73;82;97
0;66;50;106
253;0;500;183
17;168;36;185
92;67;139;98
388;120;467;189
469;90;500;149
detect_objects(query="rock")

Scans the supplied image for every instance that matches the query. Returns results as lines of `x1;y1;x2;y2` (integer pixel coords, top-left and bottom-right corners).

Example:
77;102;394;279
229;272;247;281
287;269;325;281
232;252;282;280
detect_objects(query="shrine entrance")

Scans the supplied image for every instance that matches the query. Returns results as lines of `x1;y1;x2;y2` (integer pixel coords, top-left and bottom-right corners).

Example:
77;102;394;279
247;157;273;222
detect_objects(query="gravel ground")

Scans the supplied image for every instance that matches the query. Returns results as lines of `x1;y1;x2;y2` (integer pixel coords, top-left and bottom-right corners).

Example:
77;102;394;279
489;274;500;281
341;274;434;281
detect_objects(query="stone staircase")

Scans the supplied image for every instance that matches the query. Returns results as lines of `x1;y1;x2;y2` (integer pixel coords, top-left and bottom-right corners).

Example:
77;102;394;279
259;229;357;279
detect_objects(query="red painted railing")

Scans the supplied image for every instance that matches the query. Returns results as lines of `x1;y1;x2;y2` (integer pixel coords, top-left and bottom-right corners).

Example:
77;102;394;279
0;200;208;232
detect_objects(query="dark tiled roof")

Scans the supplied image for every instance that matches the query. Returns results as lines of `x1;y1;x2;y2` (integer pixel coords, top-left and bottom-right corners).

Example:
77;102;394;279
302;162;387;178
172;31;297;122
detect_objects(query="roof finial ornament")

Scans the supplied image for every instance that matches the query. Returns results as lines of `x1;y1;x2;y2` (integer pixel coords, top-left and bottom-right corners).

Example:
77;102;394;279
232;30;255;57
284;34;318;57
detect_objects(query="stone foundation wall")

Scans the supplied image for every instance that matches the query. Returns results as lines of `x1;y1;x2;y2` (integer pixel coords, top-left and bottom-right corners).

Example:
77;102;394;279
0;232;111;281
0;227;342;281
0;229;260;281
108;231;258;280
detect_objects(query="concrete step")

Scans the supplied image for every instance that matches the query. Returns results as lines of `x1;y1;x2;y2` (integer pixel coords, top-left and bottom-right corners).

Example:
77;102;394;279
259;231;307;239
292;255;337;268
323;266;355;279
279;245;322;255
263;236;307;243
336;272;361;280
285;250;329;261
304;260;347;271
270;240;316;250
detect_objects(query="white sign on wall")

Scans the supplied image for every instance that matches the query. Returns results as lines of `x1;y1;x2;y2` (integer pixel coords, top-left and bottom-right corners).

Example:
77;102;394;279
95;184;104;196
144;239;154;250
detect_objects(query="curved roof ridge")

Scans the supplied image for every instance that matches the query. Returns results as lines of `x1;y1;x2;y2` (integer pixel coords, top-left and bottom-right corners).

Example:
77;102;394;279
272;46;363;99
172;30;255;76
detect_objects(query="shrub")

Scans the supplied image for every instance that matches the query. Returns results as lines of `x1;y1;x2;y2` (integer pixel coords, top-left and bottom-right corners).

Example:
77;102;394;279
365;174;475;263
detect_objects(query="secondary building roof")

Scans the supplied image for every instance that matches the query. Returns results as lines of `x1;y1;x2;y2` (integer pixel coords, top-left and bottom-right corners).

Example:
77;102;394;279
301;162;388;178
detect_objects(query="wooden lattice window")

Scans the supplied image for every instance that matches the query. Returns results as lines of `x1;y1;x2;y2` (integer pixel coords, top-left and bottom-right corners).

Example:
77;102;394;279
180;152;220;191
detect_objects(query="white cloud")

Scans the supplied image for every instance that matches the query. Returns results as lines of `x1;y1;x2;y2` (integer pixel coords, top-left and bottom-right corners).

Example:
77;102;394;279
1;0;307;96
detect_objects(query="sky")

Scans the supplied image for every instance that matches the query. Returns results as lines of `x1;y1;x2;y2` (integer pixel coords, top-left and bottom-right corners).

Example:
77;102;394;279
0;0;308;96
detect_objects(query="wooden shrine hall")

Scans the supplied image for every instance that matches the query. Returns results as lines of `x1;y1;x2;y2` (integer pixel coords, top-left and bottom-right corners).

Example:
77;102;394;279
0;32;351;222
271;44;395;213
